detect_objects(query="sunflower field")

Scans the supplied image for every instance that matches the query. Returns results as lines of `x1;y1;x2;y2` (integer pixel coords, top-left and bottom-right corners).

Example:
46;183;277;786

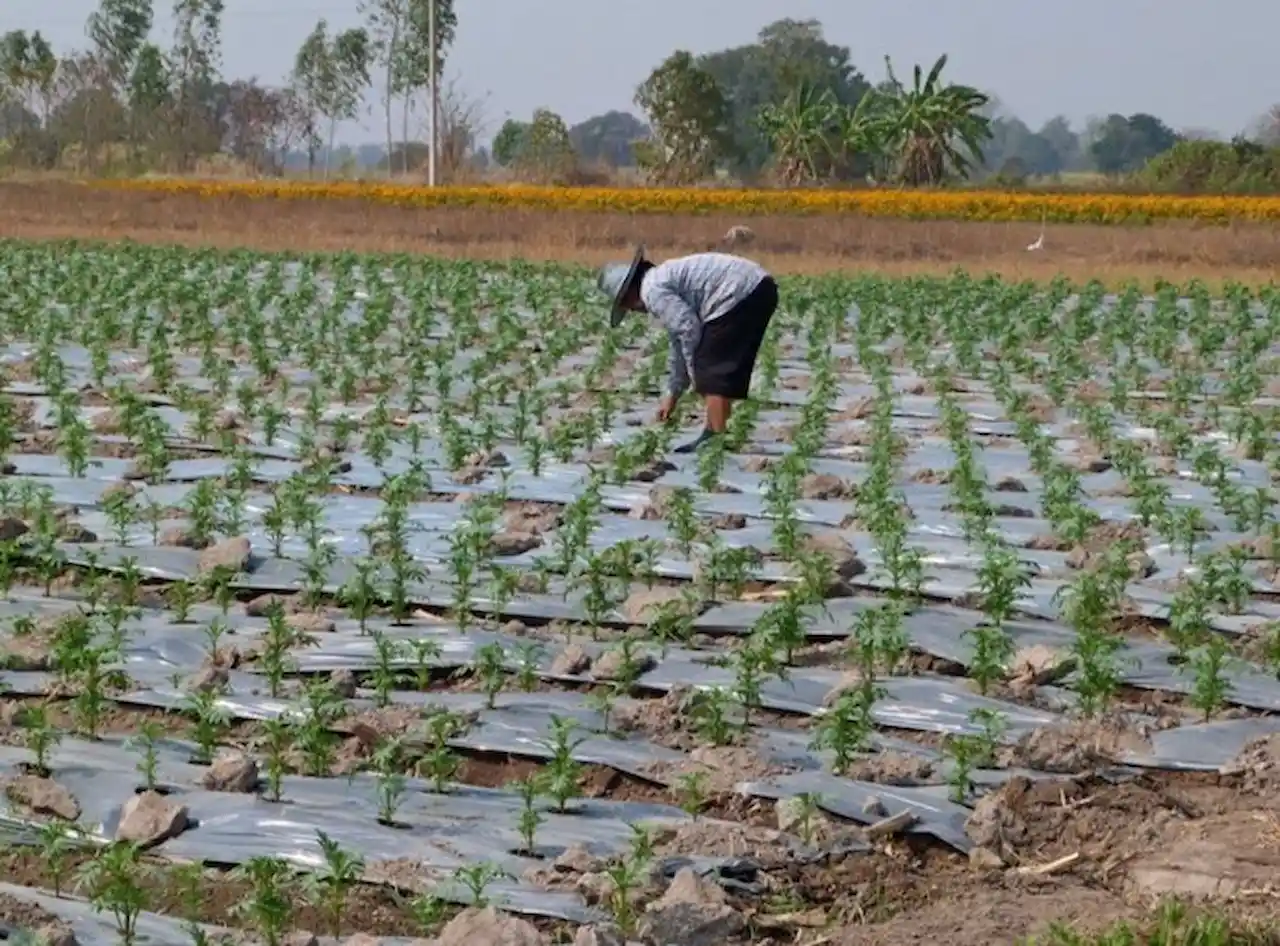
91;177;1280;225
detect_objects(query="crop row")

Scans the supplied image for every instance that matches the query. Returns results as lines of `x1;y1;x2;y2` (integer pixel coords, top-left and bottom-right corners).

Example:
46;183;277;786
88;178;1280;225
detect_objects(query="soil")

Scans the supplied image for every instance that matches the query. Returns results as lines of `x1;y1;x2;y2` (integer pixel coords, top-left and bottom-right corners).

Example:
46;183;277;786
5;180;1280;288
4;239;1280;945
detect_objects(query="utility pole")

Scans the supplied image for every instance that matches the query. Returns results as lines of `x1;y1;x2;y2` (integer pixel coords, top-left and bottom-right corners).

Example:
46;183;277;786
428;0;437;186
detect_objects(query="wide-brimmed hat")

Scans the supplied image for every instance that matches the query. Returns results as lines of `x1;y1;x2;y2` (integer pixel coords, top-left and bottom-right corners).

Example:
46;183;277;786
596;245;645;327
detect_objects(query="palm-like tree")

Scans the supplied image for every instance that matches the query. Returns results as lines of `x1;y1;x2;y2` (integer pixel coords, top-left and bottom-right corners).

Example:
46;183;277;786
756;83;843;185
859;54;991;185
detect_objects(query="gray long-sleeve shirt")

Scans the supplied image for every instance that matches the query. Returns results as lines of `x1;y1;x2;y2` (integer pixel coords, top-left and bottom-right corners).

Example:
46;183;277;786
639;253;769;397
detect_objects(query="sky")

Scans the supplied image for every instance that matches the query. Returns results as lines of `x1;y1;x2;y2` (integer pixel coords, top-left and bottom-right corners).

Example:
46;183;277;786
8;0;1278;144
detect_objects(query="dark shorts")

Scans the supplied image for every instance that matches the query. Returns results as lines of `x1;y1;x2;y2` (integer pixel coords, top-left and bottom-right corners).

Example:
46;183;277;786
694;276;779;400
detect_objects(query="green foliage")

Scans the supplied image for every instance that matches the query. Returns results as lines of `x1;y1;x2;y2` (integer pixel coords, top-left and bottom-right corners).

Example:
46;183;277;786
699;18;869;176
634;50;733;185
499;108;577;182
857;54;992;184
492;118;529;167
1088;112;1179;175
292;19;373;174
1137;138;1280;193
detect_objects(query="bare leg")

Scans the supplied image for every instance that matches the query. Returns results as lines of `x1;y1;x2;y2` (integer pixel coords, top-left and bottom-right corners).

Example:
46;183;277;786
705;395;733;433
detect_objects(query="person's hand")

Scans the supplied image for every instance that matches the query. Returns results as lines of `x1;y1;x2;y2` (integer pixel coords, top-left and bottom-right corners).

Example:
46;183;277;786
656;394;678;423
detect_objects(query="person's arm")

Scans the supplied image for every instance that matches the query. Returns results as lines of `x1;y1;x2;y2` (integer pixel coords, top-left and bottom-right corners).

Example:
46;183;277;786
644;284;702;398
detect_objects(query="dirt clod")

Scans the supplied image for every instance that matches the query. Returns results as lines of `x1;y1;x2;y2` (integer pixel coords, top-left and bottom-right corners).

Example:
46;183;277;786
116;790;190;848
964;780;1029;853
330;668;358;697
1220;733;1280;789
844;751;935;785
199;751;259;793
1004;721;1151;773
0;518;28;541
553;843;604;875
245;593;301;616
592;646;657;681
55;520;96;543
158;526;207;549
1126;814;1280;899
621;587;689;624
5;775;80;821
1007;645;1076;689
968;846;1005;871
994;476;1028;492
435;906;546;946
186;664;229;694
196;535;251;574
776;795;830;837
800;473;852;500
798;532;866;582
490;531;542;556
572;925;624;946
287;611;336;635
549;644;591;676
640;866;744;946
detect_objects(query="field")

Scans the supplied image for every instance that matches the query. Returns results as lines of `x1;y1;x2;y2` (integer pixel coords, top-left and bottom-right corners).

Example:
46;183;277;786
5;180;1280;287
0;224;1280;946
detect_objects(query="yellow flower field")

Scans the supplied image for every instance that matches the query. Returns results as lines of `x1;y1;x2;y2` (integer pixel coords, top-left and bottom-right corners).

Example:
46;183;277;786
92;177;1280;225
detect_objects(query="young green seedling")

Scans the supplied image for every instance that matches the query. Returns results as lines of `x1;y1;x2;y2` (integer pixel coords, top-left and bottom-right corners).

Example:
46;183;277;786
371;737;409;826
19;705;62;776
453;862;511;909
128;719;165;792
305;830;365;937
231;856;295;946
472;641;508;708
38;819;80;896
509;774;545;856
540;715;585;813
675;770;709;818
260;717;291;803
75;841;150;945
420;710;464;792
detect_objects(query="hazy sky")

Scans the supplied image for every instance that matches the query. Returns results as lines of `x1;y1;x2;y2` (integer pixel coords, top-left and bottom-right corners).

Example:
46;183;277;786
10;0;1277;143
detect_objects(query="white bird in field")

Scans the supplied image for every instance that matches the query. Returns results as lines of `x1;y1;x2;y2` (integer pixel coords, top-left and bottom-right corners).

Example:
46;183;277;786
1027;208;1047;251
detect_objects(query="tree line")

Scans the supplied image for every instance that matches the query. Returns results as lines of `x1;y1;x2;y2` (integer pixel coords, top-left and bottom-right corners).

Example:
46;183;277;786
4;4;1280;191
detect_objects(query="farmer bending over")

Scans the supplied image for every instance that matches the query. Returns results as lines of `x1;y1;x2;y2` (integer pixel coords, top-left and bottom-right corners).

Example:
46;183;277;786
597;247;778;452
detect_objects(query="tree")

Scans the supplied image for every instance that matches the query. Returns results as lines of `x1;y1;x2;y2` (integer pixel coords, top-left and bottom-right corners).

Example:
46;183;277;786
0;30;59;167
433;75;487;178
291;20;370;178
756;83;845;184
127;41;170;165
1089;112;1179;174
87;0;159;167
49;50;124;171
515;107;575;182
699;19;868;176
169;0;225;169
1038;116;1084;172
291;24;328;174
634;50;731;185
360;0;405;175
0;31;58;120
491;118;528;167
857;54;992;185
1250;104;1280;147
982;116;1064;178
86;0;154;85
394;0;456;177
569;111;648;167
219;78;288;174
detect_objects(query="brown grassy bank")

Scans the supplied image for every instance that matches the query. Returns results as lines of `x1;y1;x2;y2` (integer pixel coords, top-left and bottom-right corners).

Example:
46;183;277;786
3;181;1279;286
